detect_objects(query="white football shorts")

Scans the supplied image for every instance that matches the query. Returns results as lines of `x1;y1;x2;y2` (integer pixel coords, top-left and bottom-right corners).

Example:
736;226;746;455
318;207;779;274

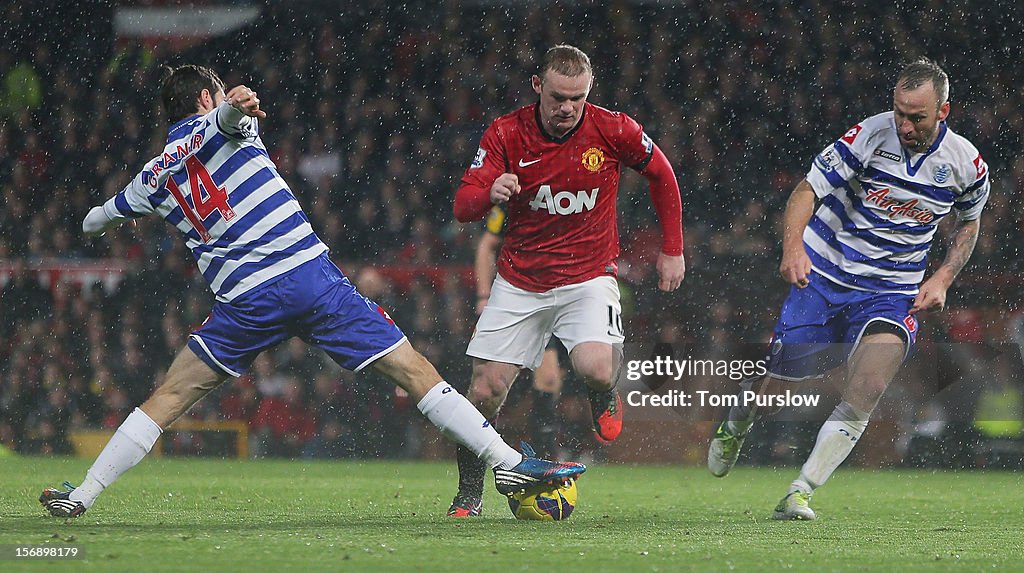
467;274;624;370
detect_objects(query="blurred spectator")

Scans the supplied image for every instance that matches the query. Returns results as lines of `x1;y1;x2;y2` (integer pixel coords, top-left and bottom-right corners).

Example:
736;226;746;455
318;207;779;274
303;371;360;459
220;375;260;423
250;378;317;458
24;386;73;455
973;386;1024;441
1;260;51;337
1;57;42;118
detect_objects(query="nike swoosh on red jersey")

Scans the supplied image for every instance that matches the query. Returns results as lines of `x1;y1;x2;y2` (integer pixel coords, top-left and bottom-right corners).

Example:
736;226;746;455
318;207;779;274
518;158;541;167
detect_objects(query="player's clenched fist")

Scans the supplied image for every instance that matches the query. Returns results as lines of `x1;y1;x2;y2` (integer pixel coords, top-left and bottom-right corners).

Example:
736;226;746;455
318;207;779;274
490;173;520;204
909;274;950;314
656;252;685;292
225;85;267;119
779;248;812;288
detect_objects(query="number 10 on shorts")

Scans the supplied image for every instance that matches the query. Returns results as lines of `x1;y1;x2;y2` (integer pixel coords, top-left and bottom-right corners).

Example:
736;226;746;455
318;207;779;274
607;305;623;336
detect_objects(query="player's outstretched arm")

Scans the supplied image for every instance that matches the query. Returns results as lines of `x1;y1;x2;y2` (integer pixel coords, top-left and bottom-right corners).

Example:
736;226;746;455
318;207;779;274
779;179;816;288
82;205;127;237
910;217;981;314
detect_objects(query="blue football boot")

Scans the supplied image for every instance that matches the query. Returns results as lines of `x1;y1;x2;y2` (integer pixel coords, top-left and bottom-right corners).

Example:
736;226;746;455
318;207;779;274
493;442;586;496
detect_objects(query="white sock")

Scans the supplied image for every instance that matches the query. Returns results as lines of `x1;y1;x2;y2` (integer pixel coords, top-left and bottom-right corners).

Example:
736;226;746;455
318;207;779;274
416;381;522;469
798;401;870;490
789;479;813;495
70;408;163;508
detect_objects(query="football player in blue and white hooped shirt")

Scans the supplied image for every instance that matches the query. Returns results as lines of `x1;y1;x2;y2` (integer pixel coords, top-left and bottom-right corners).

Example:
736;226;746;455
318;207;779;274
39;65;584;520
708;58;989;520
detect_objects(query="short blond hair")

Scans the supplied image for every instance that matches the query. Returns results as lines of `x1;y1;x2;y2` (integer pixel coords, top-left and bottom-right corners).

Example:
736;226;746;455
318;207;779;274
540;45;592;81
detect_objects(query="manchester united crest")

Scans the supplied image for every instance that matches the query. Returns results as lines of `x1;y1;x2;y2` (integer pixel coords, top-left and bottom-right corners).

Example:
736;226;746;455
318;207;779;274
582;147;605;172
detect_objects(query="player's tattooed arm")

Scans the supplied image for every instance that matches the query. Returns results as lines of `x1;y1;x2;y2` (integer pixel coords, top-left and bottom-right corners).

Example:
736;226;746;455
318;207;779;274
911;217;980;313
936;217;981;286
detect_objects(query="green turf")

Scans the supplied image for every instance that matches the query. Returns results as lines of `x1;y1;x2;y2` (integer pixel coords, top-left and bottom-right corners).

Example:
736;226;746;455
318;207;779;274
2;456;1022;572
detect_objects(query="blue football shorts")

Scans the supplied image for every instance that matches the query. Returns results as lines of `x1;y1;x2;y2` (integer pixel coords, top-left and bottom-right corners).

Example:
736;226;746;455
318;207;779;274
187;254;406;377
766;270;918;381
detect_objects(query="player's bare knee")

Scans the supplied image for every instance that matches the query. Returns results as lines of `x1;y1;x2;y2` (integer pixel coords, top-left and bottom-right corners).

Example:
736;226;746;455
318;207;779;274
570;342;617;390
756;377;790;417
533;371;562;394
468;362;516;414
467;379;505;416
847;374;889;409
467;380;495;406
471;369;508;399
577;362;614;390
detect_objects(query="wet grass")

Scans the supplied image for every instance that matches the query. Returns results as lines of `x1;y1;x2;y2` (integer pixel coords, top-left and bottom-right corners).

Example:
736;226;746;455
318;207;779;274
2;456;1022;572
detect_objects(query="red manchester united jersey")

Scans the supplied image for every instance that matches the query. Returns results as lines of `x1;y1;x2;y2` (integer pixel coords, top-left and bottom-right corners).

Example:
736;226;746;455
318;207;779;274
458;102;654;292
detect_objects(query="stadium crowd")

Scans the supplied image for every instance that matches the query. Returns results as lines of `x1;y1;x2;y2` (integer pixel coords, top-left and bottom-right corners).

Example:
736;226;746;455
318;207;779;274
2;1;1022;462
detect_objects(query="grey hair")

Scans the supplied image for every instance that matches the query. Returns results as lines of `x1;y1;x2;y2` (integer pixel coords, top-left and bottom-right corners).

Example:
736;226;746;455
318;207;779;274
897;57;949;108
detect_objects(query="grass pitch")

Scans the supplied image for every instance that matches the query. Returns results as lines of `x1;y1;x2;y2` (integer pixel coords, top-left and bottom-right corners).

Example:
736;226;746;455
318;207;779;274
3;456;1022;572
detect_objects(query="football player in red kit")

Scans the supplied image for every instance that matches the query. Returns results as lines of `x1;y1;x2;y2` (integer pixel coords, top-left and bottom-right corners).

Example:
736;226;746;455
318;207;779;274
449;45;685;516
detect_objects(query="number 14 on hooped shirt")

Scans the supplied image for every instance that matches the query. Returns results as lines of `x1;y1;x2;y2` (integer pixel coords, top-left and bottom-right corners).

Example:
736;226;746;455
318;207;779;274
165;155;236;242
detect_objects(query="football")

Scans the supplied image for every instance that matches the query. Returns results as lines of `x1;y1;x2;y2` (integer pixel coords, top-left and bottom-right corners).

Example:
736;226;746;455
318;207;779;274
507;478;578;521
